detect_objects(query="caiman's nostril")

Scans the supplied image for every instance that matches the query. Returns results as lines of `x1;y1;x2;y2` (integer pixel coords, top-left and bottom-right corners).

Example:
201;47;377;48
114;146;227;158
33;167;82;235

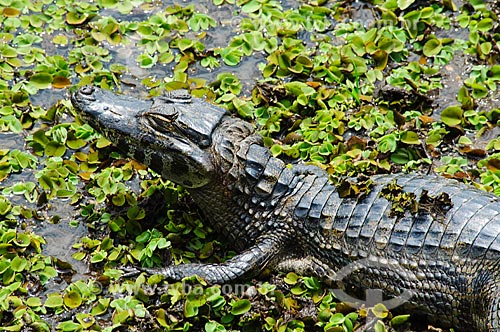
80;85;94;95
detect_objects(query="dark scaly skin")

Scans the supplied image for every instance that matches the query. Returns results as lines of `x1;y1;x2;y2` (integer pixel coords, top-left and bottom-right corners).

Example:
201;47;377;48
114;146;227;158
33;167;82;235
71;86;500;331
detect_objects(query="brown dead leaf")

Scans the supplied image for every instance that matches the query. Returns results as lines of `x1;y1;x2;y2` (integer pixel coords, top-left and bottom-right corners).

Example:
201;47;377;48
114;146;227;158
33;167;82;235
418;115;435;126
486;158;500;171
458;146;487;158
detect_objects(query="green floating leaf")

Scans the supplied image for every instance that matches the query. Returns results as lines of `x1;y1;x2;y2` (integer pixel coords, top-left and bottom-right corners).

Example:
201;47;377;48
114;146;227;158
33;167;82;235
184;299;199;318
470;83;488;99
270;144;282;156
136;54;157;69
66;12;89;25
391;148;414;165
177;38;194;52
329;312;345;325
14;233;31;247
205;320;227;332
284;272;299;285
241;0;260;13
390;314;410;327
351;36;366;56
378;133;398;153
112;309;130;324
374;320;387;332
0;196;12;215
372;50;388;70
56;321;81;331
218;47;242;66
372;303;389;319
101;0;119;7
1;46;17;58
1;115;23;133
284;81;316;97
10;256;28;272
397;0;415;10
63;290;82;309
30;73;53;89
303;276;321;290
72;252;86;261
52;35;68;45
423;38;442;57
26;296;42;307
230;299;251;315
458;136;472;145
477;18;493;32
90;251;107;264
400;131;420;145
7;57;22;67
155;308;169;327
480;42;492;56
318;308;332;322
45;142;66;157
76;313;95;328
441;105;463;127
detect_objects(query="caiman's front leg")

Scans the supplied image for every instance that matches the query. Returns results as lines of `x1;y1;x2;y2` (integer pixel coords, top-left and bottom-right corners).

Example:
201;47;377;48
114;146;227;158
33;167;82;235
140;234;285;284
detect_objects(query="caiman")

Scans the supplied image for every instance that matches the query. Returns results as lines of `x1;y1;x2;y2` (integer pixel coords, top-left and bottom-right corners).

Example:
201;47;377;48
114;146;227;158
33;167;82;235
71;86;500;331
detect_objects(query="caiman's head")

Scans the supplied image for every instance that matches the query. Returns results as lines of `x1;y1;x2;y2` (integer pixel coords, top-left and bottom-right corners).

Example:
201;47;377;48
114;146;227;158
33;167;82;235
71;86;228;188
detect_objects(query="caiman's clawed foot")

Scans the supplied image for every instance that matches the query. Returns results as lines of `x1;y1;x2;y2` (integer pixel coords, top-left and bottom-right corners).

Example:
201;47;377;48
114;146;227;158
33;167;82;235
120;235;284;284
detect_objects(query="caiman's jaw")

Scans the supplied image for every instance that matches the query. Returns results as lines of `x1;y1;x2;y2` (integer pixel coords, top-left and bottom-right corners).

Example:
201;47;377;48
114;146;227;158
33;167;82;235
71;86;227;188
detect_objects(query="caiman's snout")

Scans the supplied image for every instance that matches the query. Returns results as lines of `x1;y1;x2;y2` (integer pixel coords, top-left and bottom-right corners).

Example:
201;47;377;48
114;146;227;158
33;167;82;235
71;85;139;134
71;86;151;121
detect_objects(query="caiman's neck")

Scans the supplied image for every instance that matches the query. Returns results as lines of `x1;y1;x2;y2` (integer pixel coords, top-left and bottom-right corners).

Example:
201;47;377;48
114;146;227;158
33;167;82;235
187;116;275;249
209;116;262;176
